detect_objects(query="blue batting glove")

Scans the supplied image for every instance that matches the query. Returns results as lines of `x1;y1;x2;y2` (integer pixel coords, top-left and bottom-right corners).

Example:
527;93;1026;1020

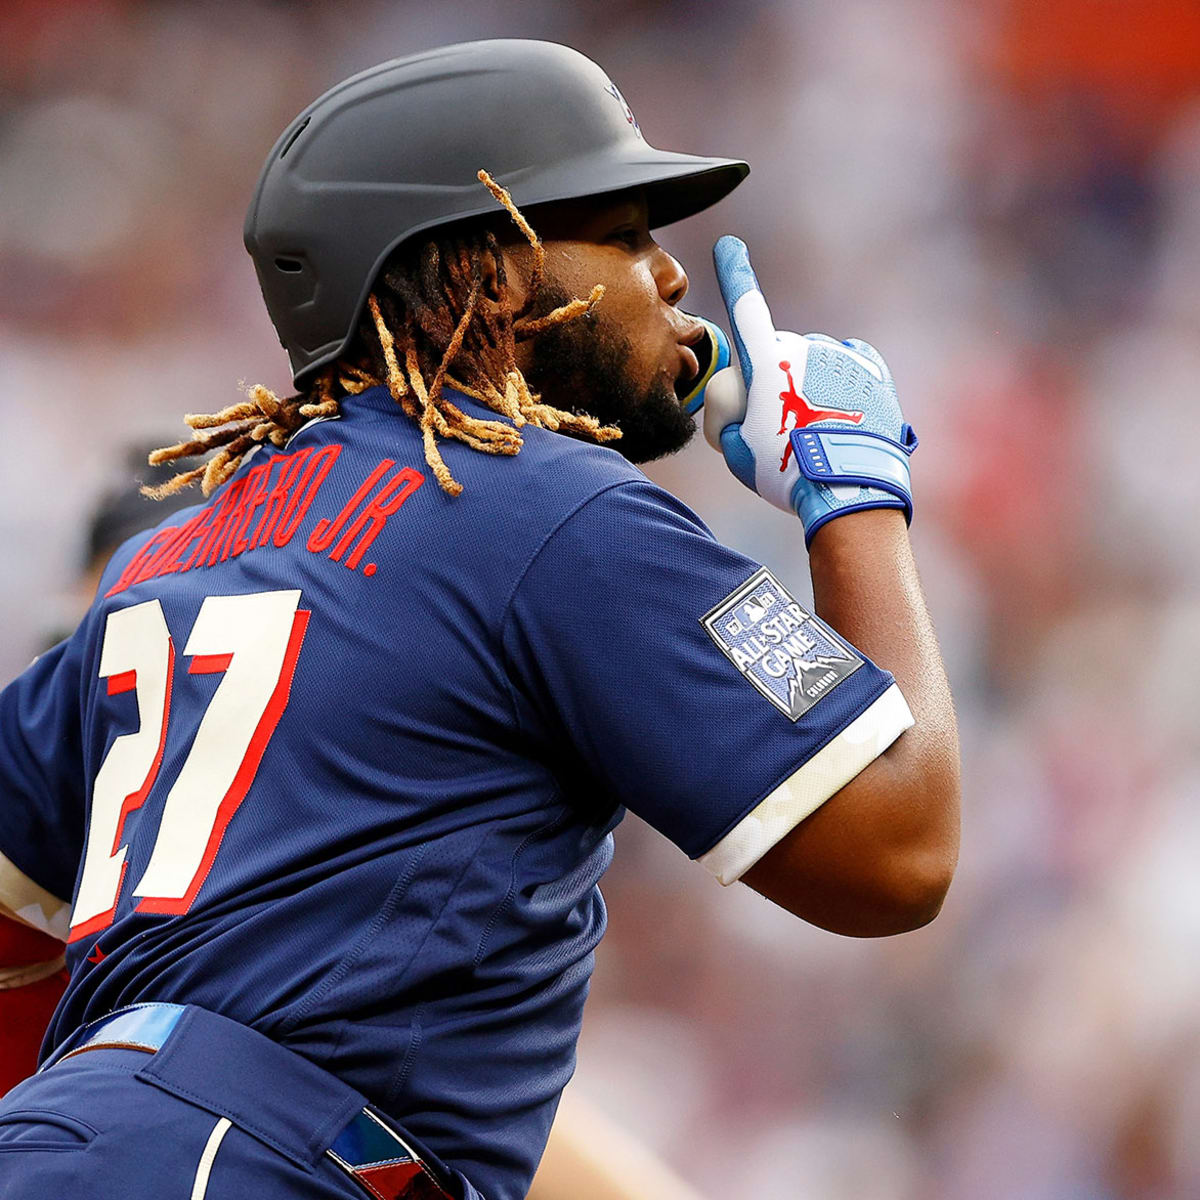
703;236;917;546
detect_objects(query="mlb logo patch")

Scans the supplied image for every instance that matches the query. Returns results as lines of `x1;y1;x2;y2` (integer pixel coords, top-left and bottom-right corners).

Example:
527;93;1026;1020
603;81;642;139
701;567;863;721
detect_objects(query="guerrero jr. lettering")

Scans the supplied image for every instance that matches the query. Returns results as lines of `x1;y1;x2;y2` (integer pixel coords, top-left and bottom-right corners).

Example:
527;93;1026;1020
307;460;423;576
107;449;424;595
701;567;864;721
777;359;864;472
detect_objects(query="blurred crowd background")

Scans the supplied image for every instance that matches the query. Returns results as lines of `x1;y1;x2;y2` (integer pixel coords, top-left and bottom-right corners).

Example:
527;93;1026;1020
3;1;1199;1196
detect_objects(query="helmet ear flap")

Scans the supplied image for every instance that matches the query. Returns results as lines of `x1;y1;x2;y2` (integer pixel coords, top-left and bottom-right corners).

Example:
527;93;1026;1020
269;254;317;306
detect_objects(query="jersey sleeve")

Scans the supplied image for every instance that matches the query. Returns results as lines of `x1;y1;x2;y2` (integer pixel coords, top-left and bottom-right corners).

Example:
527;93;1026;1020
501;480;913;884
0;634;88;939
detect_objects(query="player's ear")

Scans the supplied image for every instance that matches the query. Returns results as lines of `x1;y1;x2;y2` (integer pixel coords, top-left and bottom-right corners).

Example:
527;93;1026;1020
481;239;529;316
479;243;502;303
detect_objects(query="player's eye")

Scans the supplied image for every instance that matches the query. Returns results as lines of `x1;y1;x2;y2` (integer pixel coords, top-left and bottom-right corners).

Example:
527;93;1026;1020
609;227;643;250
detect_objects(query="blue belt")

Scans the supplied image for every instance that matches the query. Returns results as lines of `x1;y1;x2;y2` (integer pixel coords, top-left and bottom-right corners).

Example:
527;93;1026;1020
41;1003;452;1200
40;1001;185;1068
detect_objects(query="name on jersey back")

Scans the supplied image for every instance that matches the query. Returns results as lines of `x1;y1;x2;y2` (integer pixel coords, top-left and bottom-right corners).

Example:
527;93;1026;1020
106;446;423;597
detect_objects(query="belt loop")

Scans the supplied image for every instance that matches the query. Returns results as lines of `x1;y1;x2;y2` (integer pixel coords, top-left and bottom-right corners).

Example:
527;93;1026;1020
135;1006;362;1168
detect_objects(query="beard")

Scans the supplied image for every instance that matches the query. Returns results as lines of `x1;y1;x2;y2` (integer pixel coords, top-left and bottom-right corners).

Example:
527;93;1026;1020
523;285;696;464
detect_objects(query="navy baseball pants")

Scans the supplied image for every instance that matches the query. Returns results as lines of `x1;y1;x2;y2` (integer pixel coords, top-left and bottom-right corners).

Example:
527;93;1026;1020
0;1004;473;1200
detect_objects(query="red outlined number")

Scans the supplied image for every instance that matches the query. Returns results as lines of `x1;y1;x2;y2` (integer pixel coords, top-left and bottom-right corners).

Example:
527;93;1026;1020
70;601;174;942
68;590;309;941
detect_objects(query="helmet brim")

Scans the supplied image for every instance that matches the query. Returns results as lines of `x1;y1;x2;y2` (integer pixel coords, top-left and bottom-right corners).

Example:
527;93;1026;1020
289;150;749;386
503;151;749;231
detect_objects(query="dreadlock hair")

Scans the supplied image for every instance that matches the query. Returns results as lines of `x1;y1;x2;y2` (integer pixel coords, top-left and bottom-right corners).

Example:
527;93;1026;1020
145;171;621;500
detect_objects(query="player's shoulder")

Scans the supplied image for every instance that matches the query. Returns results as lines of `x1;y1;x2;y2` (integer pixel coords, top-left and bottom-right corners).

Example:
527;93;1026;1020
423;390;648;528
504;418;646;502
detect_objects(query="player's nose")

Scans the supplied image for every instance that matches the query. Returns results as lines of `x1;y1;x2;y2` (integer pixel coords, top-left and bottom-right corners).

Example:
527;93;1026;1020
652;245;688;307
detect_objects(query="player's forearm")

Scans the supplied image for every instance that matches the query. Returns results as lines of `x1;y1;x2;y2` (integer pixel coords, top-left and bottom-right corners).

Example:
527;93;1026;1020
807;508;960;920
809;510;957;759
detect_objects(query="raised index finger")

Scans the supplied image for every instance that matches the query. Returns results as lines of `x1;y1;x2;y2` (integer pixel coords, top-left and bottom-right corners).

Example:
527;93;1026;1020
713;236;778;388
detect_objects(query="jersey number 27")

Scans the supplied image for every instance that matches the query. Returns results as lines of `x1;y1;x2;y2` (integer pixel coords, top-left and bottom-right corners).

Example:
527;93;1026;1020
68;590;309;943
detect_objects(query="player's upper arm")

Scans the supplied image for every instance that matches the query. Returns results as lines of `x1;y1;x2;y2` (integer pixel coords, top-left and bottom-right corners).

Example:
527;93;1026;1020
501;480;918;927
737;742;956;936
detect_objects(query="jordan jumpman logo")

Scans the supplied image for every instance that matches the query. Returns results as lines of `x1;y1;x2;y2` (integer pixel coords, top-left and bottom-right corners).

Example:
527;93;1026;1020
777;360;864;472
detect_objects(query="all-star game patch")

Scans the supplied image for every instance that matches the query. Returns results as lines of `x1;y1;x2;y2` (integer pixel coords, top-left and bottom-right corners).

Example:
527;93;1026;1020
700;567;863;721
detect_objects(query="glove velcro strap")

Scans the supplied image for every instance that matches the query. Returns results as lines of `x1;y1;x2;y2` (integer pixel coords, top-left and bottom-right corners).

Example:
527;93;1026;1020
788;424;917;546
791;424;917;515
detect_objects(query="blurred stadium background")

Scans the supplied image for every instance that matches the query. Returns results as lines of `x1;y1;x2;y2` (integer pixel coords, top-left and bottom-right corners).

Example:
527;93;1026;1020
3;1;1200;1196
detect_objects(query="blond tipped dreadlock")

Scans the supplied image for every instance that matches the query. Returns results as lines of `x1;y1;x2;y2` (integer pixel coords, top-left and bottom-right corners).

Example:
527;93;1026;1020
146;171;620;500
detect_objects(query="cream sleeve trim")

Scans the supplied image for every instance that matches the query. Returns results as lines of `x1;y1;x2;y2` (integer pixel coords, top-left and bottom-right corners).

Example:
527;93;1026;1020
699;683;914;886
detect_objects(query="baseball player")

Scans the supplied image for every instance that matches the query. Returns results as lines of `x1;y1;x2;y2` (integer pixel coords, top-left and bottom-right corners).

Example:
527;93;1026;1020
0;39;960;1200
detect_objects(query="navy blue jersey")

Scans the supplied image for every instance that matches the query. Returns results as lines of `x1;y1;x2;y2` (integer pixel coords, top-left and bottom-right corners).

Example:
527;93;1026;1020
0;386;911;1199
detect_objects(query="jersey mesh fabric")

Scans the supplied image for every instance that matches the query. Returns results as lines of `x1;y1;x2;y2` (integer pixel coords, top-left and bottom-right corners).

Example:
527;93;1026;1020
0;386;896;1200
